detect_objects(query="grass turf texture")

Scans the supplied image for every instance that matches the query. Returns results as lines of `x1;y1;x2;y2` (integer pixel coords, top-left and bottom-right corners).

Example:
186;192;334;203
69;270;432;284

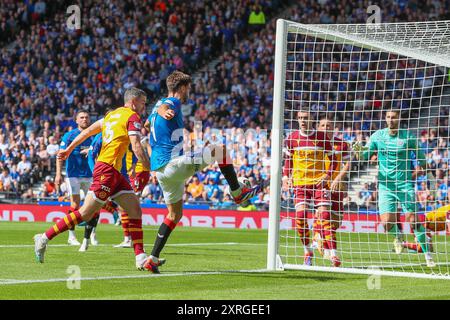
0;221;449;300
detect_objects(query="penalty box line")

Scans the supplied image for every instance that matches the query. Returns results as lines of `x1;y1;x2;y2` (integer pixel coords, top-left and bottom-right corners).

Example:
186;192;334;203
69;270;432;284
0;269;269;286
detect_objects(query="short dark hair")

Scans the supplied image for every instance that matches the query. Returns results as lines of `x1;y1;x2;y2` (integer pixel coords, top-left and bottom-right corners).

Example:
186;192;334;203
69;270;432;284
166;71;192;93
386;109;401;116
75;110;89;119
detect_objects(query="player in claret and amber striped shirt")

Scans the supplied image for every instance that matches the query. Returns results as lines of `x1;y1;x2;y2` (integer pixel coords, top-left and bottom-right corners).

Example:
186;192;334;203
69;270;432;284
314;115;352;262
282;108;339;267
33;88;152;271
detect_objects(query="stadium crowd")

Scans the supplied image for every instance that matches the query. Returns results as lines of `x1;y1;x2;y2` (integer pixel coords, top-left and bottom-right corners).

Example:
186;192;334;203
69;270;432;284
0;0;74;45
0;0;449;212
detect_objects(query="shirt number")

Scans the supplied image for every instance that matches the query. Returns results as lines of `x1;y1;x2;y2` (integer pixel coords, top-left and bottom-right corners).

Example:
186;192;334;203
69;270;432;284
150;115;157;142
104;121;117;144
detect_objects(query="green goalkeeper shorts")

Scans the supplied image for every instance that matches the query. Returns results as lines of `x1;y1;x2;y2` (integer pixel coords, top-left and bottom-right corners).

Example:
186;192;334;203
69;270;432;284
378;186;416;215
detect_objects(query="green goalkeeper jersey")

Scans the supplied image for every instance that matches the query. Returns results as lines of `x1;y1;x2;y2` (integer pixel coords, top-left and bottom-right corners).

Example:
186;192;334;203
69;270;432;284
361;128;426;190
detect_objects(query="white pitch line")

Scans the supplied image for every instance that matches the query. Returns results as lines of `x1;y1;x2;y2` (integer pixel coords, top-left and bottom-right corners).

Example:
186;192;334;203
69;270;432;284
0;242;266;248
365;262;450;269
0;242;267;248
0;269;268;286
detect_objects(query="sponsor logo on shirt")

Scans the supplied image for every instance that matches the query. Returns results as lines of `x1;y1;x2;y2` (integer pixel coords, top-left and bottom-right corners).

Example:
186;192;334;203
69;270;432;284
101;185;111;193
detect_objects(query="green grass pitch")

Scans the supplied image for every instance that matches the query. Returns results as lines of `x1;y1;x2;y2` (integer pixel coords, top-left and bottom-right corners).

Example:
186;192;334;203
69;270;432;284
1;221;449;300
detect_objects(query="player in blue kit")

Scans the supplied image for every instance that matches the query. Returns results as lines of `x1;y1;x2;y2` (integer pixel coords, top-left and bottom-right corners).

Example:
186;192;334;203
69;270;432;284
55;111;99;248
143;71;261;273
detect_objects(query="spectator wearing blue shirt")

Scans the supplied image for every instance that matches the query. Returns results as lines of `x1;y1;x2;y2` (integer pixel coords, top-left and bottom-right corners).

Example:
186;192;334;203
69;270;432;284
204;178;221;203
196;169;208;184
437;176;449;202
145;176;163;203
222;22;235;52
206;167;221;184
217;194;235;209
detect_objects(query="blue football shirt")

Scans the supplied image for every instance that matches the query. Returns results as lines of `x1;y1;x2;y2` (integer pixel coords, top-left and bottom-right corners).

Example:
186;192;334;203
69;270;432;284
60;128;93;178
148;97;184;171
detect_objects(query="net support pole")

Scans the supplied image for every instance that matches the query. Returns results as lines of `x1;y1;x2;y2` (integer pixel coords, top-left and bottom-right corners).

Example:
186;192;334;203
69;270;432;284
267;19;288;271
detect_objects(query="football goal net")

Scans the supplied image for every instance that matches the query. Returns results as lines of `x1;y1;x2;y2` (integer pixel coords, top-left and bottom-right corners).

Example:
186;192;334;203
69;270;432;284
268;19;450;279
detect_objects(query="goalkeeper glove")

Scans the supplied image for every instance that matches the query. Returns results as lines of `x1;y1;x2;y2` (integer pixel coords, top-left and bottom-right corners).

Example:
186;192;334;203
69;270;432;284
352;141;368;152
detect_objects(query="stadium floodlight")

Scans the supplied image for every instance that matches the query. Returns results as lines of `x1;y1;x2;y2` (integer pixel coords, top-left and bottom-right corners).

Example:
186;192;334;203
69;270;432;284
268;19;450;279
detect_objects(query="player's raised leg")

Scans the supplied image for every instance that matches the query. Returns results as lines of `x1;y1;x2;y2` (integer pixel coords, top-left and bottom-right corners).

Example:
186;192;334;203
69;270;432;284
208;143;261;204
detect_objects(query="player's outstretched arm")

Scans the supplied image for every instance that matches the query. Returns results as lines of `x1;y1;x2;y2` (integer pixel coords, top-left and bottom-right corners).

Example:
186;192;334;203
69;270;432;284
331;142;352;191
144;119;150;132
141;135;152;160
55;157;64;189
352;141;367;160
130;134;151;171
157;104;175;120
352;134;377;161
330;160;351;192
58;120;103;160
321;150;338;188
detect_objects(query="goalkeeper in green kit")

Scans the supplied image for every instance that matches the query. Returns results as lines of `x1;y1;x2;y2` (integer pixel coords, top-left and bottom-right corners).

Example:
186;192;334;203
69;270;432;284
354;109;435;267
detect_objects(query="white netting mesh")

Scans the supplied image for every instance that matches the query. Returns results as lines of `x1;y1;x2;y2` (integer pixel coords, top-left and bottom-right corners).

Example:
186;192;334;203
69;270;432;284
276;20;450;277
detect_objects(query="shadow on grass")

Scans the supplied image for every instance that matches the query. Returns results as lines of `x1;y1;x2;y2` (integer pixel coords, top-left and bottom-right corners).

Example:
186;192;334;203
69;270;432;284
170;269;361;282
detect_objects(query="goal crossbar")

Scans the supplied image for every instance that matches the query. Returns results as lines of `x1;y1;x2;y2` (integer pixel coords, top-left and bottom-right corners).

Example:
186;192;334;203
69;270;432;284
285;19;450;68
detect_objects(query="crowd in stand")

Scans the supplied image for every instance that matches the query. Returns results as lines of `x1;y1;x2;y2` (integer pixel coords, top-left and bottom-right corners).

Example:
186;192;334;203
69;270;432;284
0;0;287;205
0;0;449;212
0;0;73;45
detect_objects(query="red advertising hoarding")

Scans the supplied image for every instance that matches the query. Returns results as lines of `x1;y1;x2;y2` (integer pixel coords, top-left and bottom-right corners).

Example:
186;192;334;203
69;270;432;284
0;203;433;234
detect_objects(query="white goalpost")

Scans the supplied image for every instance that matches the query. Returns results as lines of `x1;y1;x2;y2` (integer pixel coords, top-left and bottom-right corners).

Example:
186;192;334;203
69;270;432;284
268;19;450;279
